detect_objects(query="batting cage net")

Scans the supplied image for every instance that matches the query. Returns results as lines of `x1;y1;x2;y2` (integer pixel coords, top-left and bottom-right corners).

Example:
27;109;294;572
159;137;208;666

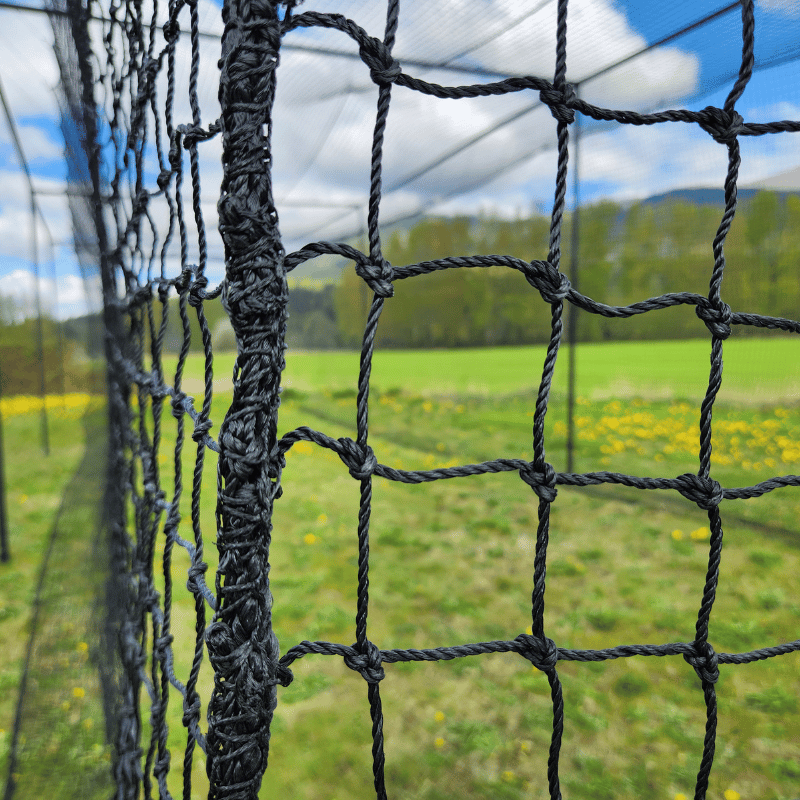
47;0;800;797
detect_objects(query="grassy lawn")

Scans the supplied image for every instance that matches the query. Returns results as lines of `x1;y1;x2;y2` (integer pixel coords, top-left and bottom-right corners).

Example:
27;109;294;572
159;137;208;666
3;336;799;799
168;335;800;405
0;396;111;797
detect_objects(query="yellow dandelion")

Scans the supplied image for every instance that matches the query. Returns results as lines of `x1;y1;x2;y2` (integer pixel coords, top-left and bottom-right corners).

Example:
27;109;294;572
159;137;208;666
690;528;708;540
723;791;740;800
303;533;317;545
19;494;28;504
317;513;328;525
520;741;531;753
434;711;445;723
671;529;684;541
674;794;688;800
61;701;70;712
455;404;465;413
73;687;85;699
83;718;94;731
436;442;446;452
434;737;445;749
422;401;433;412
501;771;515;783
77;641;89;654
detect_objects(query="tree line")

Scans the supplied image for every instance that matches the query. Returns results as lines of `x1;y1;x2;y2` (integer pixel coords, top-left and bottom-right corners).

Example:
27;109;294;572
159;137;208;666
118;189;800;353
2;190;795;393
332;191;799;349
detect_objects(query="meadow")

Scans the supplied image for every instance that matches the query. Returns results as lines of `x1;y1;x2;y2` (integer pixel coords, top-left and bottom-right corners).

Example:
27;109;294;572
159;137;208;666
1;336;799;799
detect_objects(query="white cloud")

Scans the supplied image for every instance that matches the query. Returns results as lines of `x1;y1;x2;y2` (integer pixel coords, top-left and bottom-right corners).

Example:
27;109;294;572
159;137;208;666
0;171;72;259
270;0;700;243
0;13;60;118
0;125;63;163
0;0;794;295
0;267;95;320
758;0;800;16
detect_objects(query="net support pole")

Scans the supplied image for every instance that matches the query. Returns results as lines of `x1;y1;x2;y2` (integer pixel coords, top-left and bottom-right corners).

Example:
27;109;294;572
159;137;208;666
0;72;50;454
31;198;50;455
565;87;580;474
207;1;289;796
0;367;9;563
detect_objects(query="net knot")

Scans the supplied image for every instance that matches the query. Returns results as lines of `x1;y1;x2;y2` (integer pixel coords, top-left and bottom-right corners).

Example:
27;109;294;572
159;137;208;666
143;482;166;508
157;168;172;191
698;106;744;145
343;641;385;683
536;262;571;304
186;559;209;595
177;120;221;149
695;300;732;339
171;391;187;420
174;267;193;294
181;695;202;728
539;84;577;124
191;417;213;443
515;633;559;672
355;256;394;297
168;134;182;171
157;276;171;302
337;437;378;480
359;36;401;85
268;662;294;688
675;473;724;510
142;54;159;84
188;274;208;307
684;640;719;684
153;632;174;661
519;461;557;503
129;284;152;309
163;19;179;43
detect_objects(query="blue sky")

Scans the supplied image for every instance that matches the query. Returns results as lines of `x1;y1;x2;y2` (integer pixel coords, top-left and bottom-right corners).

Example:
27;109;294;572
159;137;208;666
0;0;798;313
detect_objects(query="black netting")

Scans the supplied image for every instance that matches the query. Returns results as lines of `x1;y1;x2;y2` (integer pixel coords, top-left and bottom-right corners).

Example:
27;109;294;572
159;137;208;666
51;0;800;797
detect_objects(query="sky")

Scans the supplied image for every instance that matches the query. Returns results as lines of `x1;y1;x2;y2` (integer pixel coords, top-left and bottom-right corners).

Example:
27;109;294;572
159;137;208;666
0;0;799;316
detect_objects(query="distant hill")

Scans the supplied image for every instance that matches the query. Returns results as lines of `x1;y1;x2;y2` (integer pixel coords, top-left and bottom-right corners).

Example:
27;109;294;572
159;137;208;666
640;186;800;207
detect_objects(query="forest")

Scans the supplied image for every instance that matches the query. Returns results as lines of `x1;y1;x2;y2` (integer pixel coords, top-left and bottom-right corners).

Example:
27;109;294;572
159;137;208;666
333;190;800;349
1;189;798;394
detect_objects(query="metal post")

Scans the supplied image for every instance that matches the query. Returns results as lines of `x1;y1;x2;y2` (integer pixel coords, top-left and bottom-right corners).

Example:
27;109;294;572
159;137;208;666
31;197;50;455
49;236;67;399
0;366;9;563
566;89;580;474
0;72;50;454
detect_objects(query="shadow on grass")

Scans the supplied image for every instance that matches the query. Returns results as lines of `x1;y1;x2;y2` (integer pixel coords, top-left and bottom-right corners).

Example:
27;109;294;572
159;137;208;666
3;405;112;800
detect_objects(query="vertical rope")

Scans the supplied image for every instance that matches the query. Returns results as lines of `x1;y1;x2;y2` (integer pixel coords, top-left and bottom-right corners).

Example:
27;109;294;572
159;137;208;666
691;3;755;797
351;4;401;796
207;0;288;797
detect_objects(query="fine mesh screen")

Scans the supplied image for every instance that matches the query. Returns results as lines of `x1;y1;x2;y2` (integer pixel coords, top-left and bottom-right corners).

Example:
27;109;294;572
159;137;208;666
54;0;800;797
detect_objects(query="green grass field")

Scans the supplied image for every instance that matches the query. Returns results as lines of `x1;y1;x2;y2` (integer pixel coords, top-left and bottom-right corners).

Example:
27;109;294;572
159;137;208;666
2;337;799;800
170;336;800;405
0;398;110;797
